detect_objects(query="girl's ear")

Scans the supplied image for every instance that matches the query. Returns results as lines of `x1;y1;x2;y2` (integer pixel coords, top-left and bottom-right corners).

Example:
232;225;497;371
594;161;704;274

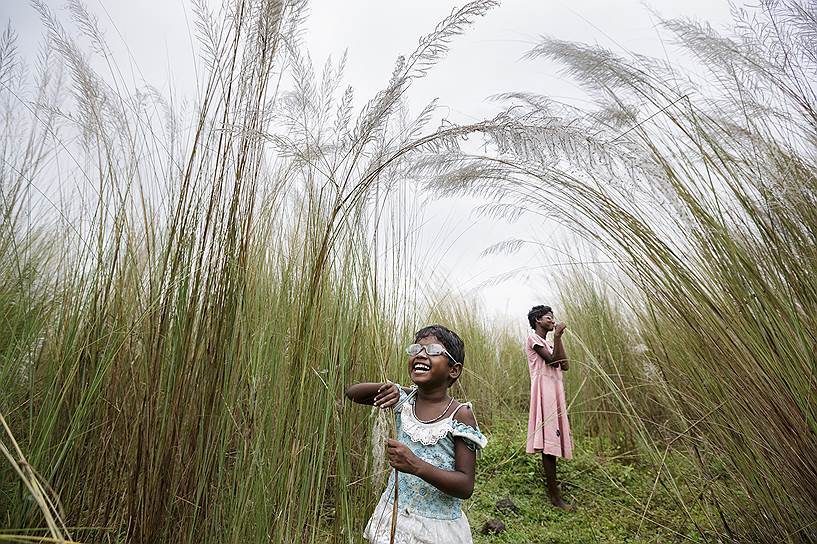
448;363;463;381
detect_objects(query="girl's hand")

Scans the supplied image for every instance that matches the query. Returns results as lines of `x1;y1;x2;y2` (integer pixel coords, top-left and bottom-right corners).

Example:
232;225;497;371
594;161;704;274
554;322;567;338
373;382;399;409
386;439;421;475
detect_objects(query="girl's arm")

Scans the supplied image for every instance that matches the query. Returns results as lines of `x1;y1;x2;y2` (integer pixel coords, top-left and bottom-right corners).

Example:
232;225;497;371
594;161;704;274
385;405;477;499
345;382;401;407
533;344;559;367
533;325;570;370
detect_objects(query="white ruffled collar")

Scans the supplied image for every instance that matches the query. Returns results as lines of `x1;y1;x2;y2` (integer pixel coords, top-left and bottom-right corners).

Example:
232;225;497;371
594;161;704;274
399;390;473;446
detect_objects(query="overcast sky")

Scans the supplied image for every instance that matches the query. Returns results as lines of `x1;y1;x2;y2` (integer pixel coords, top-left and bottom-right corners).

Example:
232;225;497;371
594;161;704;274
4;0;735;327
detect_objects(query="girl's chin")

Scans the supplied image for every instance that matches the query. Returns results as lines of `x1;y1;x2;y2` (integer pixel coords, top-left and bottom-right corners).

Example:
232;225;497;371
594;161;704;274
410;372;437;385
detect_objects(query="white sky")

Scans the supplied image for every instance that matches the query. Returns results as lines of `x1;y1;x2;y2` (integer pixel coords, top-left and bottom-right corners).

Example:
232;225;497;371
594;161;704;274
3;0;735;326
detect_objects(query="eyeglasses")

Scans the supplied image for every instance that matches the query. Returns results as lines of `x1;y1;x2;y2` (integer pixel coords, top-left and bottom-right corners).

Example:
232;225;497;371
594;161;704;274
406;343;460;365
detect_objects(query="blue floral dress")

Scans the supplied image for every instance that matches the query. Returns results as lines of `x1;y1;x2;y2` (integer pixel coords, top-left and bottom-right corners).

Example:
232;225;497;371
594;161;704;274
364;387;488;544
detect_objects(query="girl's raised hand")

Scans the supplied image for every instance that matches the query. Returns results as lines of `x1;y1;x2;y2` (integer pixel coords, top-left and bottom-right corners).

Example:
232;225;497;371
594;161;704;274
386;438;420;474
373;382;399;409
554;322;567;338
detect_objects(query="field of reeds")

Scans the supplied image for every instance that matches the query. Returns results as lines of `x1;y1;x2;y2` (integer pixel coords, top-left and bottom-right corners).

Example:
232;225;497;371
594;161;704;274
425;1;817;541
2;0;816;543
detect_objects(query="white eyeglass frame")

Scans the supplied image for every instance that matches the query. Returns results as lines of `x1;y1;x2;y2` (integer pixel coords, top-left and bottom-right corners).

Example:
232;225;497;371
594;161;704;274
406;343;460;366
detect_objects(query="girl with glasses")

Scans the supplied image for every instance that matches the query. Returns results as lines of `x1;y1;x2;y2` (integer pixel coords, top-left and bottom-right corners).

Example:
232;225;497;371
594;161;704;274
345;324;487;544
525;304;574;511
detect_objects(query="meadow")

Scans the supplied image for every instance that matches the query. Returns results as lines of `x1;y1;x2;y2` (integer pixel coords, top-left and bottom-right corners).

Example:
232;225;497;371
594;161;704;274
1;0;815;543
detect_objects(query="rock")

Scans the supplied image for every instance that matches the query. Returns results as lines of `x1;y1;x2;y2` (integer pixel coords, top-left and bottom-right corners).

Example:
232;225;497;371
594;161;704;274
481;518;506;535
495;497;519;515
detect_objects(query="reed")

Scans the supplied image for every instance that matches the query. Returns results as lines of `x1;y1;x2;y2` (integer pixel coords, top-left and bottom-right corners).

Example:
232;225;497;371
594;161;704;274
556;271;675;450
1;0;499;542
426;2;817;541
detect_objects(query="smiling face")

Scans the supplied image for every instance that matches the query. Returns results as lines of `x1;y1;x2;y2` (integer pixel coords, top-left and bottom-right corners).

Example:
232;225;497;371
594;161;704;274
408;335;461;387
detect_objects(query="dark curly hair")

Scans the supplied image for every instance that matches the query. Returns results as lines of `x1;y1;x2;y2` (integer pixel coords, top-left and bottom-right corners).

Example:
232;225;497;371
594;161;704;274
527;305;553;329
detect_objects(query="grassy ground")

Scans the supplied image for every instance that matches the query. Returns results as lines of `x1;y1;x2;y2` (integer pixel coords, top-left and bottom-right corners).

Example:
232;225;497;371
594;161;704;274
467;415;715;544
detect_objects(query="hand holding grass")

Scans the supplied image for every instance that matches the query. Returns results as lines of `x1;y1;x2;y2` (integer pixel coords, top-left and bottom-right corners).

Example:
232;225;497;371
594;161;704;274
386;439;421;474
554;322;567;338
374;383;400;408
345;382;401;407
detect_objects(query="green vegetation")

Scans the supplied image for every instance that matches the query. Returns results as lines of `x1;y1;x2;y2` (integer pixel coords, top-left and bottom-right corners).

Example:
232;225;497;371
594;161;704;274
428;3;817;542
0;1;501;541
469;417;716;544
2;0;816;543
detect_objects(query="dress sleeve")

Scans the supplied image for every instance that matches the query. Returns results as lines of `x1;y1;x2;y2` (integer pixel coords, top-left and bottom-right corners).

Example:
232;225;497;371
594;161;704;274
451;420;488;452
528;333;549;351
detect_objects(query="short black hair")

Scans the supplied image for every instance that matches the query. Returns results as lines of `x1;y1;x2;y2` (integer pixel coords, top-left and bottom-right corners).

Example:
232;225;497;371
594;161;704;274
527;305;553;329
414;324;465;367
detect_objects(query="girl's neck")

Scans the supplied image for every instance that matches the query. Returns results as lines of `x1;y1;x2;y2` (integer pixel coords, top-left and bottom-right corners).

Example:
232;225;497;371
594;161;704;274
415;383;450;403
535;325;549;338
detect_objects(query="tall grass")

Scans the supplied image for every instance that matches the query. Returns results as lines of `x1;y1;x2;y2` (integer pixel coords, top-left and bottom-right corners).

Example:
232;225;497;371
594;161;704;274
423;299;530;426
556;271;675;450
0;0;501;542
426;2;817;542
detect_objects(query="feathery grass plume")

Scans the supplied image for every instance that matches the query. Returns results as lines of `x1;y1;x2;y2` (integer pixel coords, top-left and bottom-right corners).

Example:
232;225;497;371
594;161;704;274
0;23;19;91
423;4;816;542
370;406;391;488
266;4;499;540
1;0;503;542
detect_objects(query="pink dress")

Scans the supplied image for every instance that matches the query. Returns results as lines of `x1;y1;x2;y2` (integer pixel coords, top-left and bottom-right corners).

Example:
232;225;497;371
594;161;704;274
525;333;573;458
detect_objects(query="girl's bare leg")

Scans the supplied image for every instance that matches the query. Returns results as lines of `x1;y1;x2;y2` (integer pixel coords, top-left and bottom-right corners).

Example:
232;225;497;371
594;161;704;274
541;453;574;511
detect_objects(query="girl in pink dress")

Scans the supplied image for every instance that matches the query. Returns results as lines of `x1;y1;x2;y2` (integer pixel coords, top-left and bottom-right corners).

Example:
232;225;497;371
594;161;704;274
525;305;574;510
